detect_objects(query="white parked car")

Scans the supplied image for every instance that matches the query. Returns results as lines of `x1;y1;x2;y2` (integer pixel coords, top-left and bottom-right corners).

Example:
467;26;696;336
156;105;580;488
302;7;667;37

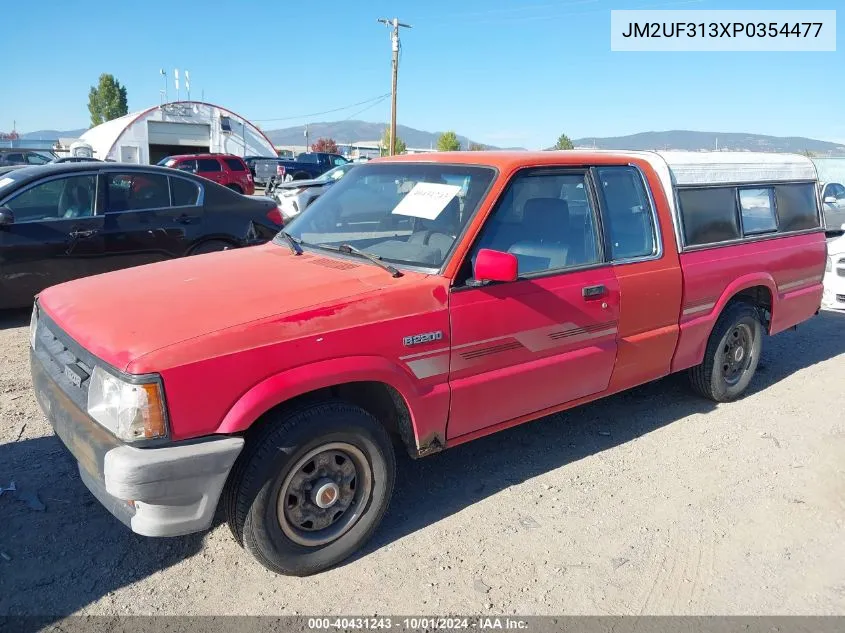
269;163;355;221
821;182;845;233
823;230;845;311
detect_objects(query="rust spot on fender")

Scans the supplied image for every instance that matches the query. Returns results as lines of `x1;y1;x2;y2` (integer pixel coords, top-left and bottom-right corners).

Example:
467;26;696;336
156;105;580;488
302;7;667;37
415;433;445;458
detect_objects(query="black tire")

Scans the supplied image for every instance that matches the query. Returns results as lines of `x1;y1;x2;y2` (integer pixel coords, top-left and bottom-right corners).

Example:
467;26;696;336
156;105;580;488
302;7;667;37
688;302;763;402
224;401;396;576
189;240;233;255
226;184;244;194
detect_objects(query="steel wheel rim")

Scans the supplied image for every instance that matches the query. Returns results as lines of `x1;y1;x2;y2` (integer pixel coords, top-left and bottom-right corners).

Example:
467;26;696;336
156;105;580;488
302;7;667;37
277;441;373;547
721;323;753;386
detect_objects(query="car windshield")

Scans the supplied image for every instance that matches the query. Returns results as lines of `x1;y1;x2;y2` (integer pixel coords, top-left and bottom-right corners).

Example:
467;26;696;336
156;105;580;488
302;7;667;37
281;163;496;269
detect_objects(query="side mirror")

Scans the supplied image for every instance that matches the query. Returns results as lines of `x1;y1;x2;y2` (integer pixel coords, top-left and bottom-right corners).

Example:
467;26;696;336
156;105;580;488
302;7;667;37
0;206;14;226
824;196;837;204
472;248;518;285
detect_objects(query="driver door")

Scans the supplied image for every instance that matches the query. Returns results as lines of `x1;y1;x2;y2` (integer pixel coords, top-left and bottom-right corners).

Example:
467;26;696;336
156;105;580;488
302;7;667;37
0;173;104;307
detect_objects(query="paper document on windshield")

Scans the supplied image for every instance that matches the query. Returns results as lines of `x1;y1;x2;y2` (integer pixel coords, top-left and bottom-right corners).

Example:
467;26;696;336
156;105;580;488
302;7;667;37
391;183;462;220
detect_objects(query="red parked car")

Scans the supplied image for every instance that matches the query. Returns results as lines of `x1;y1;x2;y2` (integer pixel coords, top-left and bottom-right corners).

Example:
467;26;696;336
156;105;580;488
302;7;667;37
159;153;255;195
31;150;826;576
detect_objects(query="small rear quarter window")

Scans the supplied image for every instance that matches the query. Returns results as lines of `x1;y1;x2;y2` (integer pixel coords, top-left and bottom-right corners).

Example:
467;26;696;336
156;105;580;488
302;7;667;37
171;177;201;206
224;158;246;172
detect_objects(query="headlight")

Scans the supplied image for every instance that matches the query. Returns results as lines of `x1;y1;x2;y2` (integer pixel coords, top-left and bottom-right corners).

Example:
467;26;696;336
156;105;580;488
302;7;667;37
29;304;38;349
87;367;168;442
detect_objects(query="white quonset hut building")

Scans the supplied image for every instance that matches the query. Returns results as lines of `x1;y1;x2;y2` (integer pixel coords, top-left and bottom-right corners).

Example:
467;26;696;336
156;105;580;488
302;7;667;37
79;101;277;165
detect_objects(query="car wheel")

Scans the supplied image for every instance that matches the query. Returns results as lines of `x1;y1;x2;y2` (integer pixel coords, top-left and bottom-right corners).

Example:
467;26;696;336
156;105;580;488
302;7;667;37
688;302;763;402
224;401;396;576
189;240;234;255
226;184;244;194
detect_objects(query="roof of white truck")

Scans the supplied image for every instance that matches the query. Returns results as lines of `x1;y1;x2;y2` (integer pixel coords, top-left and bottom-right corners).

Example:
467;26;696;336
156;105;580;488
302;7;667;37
653;151;817;186
566;150;817;186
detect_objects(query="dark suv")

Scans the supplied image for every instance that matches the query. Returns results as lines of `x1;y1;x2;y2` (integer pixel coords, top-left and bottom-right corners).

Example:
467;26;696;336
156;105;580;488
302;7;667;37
159;154;255;195
0;149;57;166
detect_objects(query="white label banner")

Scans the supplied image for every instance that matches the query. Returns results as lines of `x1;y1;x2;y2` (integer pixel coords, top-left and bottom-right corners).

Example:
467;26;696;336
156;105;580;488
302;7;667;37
611;10;836;51
391;183;462;220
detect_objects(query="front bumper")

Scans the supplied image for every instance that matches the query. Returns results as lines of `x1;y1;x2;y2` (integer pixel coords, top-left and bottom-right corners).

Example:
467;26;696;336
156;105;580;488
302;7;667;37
822;270;845;311
31;346;243;537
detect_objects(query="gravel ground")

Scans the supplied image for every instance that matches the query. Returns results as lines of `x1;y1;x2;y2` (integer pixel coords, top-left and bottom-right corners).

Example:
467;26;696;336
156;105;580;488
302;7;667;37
1;307;844;620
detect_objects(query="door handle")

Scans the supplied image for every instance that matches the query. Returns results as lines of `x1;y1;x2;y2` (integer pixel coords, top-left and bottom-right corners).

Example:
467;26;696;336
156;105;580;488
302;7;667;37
582;284;607;299
69;229;98;239
175;214;194;224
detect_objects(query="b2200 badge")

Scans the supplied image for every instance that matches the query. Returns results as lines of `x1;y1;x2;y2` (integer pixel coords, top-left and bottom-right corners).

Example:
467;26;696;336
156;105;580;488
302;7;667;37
403;331;443;347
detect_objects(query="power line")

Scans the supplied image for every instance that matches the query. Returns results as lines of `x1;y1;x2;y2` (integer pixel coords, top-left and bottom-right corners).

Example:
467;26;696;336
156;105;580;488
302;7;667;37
252;94;391;123
342;94;391;121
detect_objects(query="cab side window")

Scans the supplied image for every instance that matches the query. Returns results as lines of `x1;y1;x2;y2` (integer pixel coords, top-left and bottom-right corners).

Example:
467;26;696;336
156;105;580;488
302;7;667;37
594;166;657;259
471;171;601;275
105;173;170;212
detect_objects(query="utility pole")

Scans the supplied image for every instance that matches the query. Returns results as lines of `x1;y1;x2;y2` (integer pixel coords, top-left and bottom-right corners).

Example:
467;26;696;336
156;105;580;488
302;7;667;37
378;17;411;155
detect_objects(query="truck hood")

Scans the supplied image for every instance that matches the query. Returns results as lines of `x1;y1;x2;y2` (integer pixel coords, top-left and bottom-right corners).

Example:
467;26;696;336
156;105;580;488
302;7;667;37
38;243;404;372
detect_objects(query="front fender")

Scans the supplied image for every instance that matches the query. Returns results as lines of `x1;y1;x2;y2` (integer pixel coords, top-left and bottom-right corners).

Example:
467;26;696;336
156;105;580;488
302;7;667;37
214;355;448;450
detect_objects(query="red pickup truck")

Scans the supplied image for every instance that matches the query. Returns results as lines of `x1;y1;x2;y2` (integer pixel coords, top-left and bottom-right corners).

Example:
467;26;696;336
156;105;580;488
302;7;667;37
30;150;826;576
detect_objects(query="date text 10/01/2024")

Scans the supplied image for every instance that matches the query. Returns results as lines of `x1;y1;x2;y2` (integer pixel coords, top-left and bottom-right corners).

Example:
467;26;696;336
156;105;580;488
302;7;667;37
307;618;529;630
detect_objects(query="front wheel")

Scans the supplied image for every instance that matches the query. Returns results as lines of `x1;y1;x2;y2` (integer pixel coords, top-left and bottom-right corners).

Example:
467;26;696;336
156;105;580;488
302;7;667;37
688;302;763;402
224;401;396;576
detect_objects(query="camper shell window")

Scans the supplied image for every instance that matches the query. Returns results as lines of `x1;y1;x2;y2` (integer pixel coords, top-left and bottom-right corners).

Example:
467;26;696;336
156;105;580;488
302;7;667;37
678;182;820;248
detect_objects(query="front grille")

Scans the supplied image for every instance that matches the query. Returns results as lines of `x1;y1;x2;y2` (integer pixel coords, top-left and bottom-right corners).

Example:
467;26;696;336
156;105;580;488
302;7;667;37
837;294;845;303
34;312;95;408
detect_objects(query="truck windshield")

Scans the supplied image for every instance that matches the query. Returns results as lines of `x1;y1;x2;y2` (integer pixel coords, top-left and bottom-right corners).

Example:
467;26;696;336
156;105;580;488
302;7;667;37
281;163;496;269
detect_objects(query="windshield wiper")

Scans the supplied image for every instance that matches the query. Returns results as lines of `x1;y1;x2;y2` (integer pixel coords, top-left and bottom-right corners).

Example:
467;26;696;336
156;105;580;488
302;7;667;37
278;230;303;255
320;243;403;278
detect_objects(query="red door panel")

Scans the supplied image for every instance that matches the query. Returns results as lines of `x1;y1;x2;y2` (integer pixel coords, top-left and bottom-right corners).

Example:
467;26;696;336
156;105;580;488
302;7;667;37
447;266;620;440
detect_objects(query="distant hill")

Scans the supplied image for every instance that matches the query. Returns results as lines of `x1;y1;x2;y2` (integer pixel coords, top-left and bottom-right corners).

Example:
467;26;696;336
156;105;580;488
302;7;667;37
263;120;500;150
20;129;87;140
572;130;845;155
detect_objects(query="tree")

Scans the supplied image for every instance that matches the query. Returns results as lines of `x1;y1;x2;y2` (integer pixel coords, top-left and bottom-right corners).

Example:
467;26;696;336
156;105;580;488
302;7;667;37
436;131;461;152
468;142;486;151
311;137;339;153
553;133;574;150
380;128;406;156
88;74;128;127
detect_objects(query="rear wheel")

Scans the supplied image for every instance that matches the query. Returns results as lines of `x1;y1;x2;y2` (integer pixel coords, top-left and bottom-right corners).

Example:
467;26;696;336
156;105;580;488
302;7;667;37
224;401;396;576
226;184;244;194
688;302;763;402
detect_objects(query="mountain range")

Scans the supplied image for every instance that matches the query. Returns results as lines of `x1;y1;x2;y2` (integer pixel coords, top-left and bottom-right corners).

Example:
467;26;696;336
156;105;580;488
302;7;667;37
17;123;845;155
258;121;496;149
572;130;845;155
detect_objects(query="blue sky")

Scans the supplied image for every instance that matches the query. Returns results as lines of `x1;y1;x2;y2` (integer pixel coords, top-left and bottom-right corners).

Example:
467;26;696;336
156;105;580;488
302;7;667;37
4;0;843;148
